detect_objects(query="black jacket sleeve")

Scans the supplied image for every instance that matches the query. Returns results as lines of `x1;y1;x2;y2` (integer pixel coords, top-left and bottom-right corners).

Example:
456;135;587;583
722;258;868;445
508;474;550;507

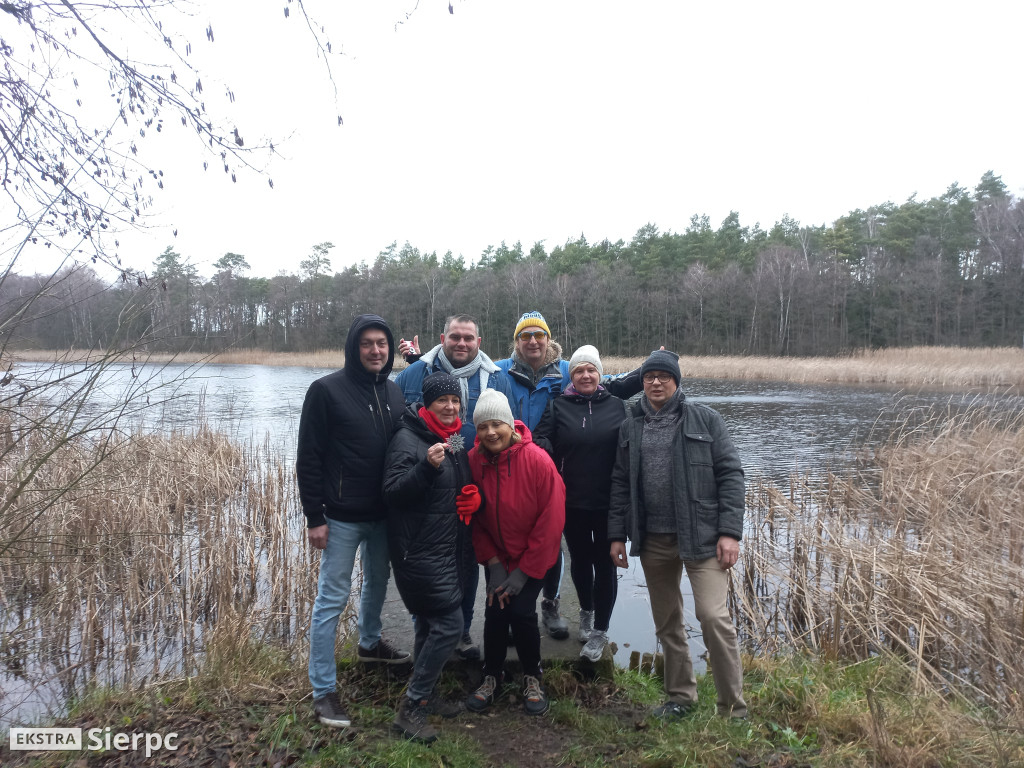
295;380;330;527
532;400;557;457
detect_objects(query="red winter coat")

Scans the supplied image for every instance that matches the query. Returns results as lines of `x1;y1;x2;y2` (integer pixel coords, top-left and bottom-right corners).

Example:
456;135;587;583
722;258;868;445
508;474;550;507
468;421;566;580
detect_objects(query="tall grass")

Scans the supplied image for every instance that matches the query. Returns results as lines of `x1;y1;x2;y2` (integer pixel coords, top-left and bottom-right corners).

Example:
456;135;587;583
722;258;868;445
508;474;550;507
735;408;1024;724
0;416;324;726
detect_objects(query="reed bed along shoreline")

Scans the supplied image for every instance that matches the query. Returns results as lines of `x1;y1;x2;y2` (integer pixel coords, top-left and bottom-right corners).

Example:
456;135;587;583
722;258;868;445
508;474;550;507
8;345;1024;388
3;403;1023;732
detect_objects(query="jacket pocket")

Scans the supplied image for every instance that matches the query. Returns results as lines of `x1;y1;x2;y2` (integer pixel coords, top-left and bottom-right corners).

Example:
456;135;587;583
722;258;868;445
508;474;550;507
684;432;714;466
695;499;720;550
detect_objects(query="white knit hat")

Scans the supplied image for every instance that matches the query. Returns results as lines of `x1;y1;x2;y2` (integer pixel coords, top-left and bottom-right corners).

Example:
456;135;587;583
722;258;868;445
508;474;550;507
568;344;603;376
473;389;515;428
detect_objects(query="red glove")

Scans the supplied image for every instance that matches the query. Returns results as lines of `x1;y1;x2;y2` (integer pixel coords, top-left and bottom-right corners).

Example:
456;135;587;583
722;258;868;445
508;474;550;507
456;484;481;525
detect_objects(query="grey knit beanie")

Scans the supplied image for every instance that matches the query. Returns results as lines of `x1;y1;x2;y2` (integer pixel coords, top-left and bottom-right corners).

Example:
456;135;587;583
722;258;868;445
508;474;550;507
568;344;603;376
472;389;515;428
640;349;681;385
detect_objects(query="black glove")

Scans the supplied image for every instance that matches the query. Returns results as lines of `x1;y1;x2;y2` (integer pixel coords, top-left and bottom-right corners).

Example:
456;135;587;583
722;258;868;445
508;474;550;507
495;568;528;598
486;561;507;596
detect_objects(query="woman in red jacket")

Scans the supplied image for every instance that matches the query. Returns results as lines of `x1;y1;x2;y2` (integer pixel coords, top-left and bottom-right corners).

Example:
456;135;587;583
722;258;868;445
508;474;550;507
463;389;565;717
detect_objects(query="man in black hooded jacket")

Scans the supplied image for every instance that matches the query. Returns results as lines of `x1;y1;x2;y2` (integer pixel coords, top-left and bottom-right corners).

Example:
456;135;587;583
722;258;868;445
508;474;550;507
297;314;411;728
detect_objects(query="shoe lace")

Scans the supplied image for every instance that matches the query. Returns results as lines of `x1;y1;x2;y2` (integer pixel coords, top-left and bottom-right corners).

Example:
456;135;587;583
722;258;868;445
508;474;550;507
376;638;398;657
476;675;497;699
323;691;344;713
523;675;543;702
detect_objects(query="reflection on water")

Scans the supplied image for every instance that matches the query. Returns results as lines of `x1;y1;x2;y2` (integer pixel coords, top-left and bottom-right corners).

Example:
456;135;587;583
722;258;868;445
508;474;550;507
5;361;1023;721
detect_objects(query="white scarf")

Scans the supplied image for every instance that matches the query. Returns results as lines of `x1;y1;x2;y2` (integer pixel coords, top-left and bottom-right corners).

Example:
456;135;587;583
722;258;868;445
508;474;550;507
419;344;499;420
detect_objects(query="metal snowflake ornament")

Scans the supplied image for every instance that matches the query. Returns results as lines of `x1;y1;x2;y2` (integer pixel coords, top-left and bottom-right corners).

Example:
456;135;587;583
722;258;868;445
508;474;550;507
445;433;465;454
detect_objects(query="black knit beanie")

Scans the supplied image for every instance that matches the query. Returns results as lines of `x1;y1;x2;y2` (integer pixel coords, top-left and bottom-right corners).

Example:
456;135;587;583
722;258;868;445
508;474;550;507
422;371;461;407
640;349;681;385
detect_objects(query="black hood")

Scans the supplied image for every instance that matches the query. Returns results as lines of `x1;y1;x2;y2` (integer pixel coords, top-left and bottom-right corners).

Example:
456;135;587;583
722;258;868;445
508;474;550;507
344;313;396;384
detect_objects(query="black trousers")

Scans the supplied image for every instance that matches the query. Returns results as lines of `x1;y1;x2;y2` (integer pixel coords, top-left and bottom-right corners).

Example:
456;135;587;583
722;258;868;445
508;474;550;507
481;572;544;679
563;506;617;631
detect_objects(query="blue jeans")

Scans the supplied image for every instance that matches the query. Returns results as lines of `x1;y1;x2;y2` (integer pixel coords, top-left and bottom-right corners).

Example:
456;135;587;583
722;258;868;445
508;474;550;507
408;604;464;701
309;518;390;699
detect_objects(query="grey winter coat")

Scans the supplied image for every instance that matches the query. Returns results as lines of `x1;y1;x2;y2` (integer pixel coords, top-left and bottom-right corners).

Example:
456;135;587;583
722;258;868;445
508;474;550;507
607;391;744;561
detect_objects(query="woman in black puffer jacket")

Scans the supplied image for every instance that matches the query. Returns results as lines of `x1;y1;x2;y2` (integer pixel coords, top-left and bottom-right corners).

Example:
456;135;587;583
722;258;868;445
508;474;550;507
533;345;626;664
383;372;478;740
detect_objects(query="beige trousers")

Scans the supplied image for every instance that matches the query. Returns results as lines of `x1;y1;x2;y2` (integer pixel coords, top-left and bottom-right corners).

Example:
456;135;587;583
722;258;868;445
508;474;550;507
639;533;747;718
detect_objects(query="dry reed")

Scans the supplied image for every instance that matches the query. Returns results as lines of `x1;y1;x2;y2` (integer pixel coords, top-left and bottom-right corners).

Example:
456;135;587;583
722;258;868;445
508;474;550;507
734;408;1024;724
11;346;1024;388
0;416;329;726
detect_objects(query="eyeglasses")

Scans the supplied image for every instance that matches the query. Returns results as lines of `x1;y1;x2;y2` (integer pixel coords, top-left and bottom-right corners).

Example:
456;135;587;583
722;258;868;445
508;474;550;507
517;331;548;341
642;373;673;384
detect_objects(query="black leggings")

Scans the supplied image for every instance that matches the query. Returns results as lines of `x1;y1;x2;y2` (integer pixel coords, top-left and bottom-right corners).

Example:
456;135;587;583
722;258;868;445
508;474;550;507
562;507;617;632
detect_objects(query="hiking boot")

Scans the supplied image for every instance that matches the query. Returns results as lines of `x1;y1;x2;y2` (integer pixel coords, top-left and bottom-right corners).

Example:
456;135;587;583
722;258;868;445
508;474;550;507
580;630;608;662
652;700;695;720
465;673;501;713
424;696;463;718
357;638;411;665
522;675;549;716
393;696;438;743
577;610;595;643
541;598;569;640
313;691;351;728
455;632;480;661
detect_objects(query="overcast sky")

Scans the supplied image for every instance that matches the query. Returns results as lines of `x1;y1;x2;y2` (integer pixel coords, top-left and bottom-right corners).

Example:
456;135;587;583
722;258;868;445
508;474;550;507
21;0;1024;279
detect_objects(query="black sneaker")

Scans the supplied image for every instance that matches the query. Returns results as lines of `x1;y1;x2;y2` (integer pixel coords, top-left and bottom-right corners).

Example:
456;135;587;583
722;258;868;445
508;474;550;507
358;638;412;664
541;598;569;640
313;691;351;728
393;697;438;743
455;632;480;661
424;696;463;718
652;700;694;720
522;675;549;716
465;673;501;713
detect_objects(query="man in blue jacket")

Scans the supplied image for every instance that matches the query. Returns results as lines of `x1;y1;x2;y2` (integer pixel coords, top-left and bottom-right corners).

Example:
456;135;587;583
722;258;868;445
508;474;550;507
394;313;515;660
296;314;412;729
496;311;644;639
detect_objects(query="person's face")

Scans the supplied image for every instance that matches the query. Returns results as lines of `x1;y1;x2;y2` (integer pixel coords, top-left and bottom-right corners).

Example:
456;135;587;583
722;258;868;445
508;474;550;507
476;419;515;454
441;320;481;367
358;328;389;373
642;370;678;411
514;326;549;369
571;363;600;395
427;394;460;426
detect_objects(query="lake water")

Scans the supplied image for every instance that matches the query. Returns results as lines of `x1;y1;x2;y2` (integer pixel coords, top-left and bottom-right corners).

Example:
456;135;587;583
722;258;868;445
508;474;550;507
5;361;1023;725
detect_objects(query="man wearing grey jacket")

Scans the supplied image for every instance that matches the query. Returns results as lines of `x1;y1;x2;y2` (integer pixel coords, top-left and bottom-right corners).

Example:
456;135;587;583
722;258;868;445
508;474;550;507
608;349;747;720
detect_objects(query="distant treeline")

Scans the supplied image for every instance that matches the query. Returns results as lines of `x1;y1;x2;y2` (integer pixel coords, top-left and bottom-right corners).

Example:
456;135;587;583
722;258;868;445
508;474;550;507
5;171;1022;358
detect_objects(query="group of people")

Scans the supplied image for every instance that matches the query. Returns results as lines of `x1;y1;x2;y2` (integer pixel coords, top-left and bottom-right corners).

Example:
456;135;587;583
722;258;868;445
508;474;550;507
295;310;747;744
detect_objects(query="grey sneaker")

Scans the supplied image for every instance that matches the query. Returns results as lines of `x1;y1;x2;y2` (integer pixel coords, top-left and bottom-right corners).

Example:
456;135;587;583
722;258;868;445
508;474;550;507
577;610;595;642
522;675;549;716
455;632;480;661
652;700;695;719
357;638;411;664
466;673;500;712
541;598;569;640
313;691;351;728
580;630;608;662
393;696;438;743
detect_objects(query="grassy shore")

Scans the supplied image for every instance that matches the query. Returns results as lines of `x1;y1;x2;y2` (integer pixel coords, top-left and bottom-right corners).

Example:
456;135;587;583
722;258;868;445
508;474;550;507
8;346;1024;388
3;645;1022;767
